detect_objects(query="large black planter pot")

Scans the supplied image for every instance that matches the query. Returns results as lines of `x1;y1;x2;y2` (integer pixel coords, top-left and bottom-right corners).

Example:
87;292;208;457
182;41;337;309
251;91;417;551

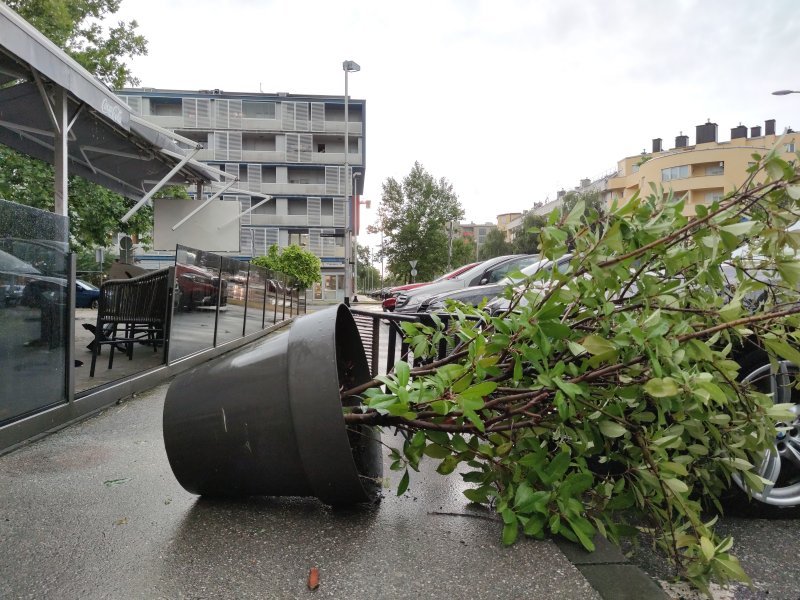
163;304;383;505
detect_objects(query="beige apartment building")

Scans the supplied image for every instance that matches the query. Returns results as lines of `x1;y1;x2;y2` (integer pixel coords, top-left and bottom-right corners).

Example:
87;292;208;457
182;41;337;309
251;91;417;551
606;119;797;211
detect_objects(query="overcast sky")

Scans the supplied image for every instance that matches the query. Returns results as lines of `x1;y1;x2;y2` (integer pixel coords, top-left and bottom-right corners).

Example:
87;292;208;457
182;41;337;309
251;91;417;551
114;0;800;252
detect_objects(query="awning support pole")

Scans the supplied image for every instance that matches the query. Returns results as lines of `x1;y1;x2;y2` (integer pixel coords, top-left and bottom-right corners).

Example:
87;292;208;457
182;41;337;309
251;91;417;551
54;88;68;215
120;146;200;223
217;195;272;229
172;179;238;231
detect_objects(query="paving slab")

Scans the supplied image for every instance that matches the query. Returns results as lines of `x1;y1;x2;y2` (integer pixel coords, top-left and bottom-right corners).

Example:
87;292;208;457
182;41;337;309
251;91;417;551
0;340;600;600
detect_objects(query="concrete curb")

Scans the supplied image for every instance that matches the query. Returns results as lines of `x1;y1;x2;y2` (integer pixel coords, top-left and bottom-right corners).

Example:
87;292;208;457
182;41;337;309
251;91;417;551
555;536;669;599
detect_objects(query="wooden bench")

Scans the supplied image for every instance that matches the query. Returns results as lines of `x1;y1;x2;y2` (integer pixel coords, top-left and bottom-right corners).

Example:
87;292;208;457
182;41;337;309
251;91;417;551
89;268;170;377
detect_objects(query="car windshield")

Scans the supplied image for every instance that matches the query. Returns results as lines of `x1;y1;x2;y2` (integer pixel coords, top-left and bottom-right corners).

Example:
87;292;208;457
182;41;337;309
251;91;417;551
498;256;547;284
77;280;99;290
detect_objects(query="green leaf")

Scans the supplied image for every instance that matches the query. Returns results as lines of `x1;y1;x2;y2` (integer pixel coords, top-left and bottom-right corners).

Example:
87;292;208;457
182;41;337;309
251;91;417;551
564;199;585;226
644;377;680;398
700;536;715;562
395;361;410;387
397;470;410;496
599;420;627;438
423;444;451;459
664;477;689;495
502;520;519;546
581;335;616;356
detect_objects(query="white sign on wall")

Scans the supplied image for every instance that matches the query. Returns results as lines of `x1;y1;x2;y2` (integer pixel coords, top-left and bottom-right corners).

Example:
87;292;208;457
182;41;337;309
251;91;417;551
153;198;240;252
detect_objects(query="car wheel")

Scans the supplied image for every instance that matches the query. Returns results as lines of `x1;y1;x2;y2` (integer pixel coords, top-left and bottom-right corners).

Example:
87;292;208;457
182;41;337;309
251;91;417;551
91;299;99;310
729;353;800;515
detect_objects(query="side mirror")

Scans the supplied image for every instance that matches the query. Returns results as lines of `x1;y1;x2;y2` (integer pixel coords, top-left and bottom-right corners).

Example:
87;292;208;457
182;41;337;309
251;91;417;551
480;277;489;285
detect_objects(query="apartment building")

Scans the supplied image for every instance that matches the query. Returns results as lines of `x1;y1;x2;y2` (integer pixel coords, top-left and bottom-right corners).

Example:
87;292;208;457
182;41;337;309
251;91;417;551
606;119;797;211
116;88;365;302
496;212;522;242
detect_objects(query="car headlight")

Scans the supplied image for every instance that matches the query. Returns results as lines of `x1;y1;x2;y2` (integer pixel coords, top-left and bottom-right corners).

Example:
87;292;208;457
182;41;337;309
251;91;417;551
395;294;409;308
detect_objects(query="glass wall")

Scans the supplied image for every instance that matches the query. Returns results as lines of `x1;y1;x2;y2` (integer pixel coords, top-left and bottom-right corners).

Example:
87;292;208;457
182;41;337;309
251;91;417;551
169;245;304;363
0;200;69;425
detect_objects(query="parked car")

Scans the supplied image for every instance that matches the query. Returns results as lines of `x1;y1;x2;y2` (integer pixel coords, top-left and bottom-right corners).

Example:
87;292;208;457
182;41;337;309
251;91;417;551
382;262;481;311
419;255;574;313
175;264;228;310
394;254;540;314
75;279;100;309
1;283;24;306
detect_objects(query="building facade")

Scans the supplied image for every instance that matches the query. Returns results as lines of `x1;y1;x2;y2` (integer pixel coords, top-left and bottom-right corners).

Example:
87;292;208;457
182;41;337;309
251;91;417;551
117;88;365;302
605;119;797;212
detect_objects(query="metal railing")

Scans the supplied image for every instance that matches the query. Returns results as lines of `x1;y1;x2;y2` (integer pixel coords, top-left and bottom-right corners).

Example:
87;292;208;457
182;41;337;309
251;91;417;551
350;309;467;377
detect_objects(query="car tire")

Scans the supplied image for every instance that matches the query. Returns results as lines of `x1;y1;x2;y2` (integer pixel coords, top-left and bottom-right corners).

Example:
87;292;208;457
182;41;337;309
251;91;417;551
725;348;800;517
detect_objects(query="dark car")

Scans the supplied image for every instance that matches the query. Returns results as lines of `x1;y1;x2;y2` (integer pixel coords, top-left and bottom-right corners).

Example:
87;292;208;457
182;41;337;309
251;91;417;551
394;254;540;314
75;279;100;308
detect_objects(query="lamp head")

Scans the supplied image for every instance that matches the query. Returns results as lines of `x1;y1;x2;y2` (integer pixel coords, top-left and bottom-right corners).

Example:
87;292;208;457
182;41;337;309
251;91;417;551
772;89;798;96
343;60;361;73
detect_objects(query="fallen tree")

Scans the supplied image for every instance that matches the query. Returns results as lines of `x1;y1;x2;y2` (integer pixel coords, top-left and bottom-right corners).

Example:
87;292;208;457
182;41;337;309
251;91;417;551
342;148;800;592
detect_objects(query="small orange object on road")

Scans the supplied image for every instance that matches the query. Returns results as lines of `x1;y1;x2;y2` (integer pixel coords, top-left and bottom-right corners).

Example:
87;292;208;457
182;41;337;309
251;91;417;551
307;567;320;590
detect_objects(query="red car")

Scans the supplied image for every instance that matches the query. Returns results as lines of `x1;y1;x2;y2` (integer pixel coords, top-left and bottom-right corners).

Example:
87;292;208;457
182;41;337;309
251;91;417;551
382;262;481;311
175;264;228;310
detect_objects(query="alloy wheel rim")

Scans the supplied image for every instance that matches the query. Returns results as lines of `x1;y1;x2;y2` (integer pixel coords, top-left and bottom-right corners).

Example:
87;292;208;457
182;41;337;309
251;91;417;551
733;361;800;506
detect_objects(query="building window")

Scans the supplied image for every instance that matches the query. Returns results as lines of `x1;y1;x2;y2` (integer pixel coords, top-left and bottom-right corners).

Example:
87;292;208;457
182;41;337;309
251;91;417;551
786;142;796;153
705;191;723;203
661;165;689;181
706;163;724;176
288;231;309;247
321;198;333;216
243;101;276;119
287;198;307;215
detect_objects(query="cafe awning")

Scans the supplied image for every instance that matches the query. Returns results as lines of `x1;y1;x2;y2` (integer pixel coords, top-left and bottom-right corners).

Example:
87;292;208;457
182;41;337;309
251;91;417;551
0;4;217;212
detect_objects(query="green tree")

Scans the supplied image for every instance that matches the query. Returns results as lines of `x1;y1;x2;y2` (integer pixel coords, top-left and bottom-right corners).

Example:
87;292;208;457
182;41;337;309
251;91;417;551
0;0;153;250
512;212;547;254
478;228;512;260
355;244;379;292
449;236;477;269
377;162;464;282
560;189;606;223
252;244;321;289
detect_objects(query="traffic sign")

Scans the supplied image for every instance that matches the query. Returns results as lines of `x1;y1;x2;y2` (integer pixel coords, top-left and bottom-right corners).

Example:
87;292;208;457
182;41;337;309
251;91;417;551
409;260;418;268
410;268;418;277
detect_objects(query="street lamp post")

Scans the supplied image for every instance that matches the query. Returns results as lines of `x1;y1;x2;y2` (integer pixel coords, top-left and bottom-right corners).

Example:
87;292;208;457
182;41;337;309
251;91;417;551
343;59;360;304
352;170;362;299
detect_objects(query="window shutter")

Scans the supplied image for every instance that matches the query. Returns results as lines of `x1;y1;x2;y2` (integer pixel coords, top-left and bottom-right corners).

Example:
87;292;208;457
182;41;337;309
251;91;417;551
225;163;240;181
333;198;346;227
228;131;242;161
240;228;253;255
182;98;197;127
308;229;322;256
196;99;211;129
325;166;339;194
229;99;242;129
322;228;336;257
239;197;252;225
121;96;141;115
214;131;227;160
264;227;279;249
286;134;299;162
295;102;309;132
311;102;325;132
307;197;321;226
247;164;261;192
299;134;312;163
282;102;295;131
252;228;267;255
215;99;229;128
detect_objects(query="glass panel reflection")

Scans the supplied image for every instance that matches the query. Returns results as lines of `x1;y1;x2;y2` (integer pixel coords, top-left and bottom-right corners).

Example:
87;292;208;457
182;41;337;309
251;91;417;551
215;255;248;345
244;264;267;334
169;246;221;361
0;200;69;425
